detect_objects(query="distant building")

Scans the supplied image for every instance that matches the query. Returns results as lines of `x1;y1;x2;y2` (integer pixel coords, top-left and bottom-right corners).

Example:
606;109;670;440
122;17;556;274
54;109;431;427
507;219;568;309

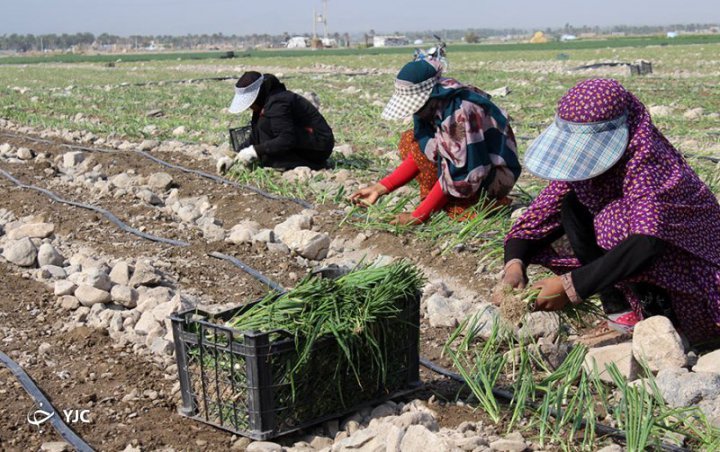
530;31;548;44
373;36;409;47
667;31;679;38
287;37;309;48
321;38;337;48
560;34;577;42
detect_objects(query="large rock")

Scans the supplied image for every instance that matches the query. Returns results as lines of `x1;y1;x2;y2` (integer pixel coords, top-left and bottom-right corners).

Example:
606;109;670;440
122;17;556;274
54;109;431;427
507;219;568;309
632;316;687;371
40;442;71;452
489;432;528;452
655;368;720;407
149;337;173;356
136;286;173;312
129;261;162;287
136;189;163;206
110;172;135;189
399;425;451;452
274;214;312;240
139;139;159;151
74;285;111;306
62;151;85;168
54;280;77;297
40;265;67;280
7;222;55;240
519;311;561;342
227;221;261;244
16;147;34;160
281;230;330;260
2;237;37;267
246;441;282;452
134;310;161;336
111;285;138;308
37;243;65;267
69;267;113;291
426;294;474;328
333;429;376;450
146;172;174;191
58;295;80;311
694;349;720;373
390;410;439;431
109;260;132;285
583;342;639;384
699;396;720;427
150;293;181;322
253;229;275;244
199;217;226;242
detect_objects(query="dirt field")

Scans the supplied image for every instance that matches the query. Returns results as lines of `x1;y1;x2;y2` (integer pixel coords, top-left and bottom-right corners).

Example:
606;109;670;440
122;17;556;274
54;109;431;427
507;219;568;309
1;38;719;451
0;128;504;451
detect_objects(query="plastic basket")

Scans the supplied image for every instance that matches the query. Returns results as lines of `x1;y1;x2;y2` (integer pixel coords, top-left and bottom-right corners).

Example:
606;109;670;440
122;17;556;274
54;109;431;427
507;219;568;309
229;125;252;153
171;294;420;440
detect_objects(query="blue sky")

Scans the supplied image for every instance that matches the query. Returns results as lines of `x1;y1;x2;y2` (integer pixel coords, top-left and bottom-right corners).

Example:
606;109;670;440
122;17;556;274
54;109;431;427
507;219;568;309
1;0;718;36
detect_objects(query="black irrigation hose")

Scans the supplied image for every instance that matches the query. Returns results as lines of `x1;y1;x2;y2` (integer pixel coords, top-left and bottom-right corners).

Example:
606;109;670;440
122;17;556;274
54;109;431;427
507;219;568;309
0;131;314;210
0;166;291;288
0;167;190;247
134;149;313;209
0;133;696;451
208;251;284;293
0;351;95;452
418;358;690;452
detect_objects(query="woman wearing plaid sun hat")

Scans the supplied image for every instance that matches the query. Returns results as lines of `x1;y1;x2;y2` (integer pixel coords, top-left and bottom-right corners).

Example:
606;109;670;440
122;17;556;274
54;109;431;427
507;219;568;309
350;59;521;225
217;71;334;173
502;78;720;344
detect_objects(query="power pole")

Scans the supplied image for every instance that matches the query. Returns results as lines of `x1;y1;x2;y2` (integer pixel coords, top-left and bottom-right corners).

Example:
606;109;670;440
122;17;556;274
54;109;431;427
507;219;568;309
322;0;328;40
312;8;317;40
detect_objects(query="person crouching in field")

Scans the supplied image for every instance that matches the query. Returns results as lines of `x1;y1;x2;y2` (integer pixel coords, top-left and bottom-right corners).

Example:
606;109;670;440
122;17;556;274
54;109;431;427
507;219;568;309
350;59;521;225
502;78;720;345
217;71;335;173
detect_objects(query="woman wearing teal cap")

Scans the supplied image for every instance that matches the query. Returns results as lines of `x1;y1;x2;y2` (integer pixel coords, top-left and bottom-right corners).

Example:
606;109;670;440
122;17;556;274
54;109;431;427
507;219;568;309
351;59;521;225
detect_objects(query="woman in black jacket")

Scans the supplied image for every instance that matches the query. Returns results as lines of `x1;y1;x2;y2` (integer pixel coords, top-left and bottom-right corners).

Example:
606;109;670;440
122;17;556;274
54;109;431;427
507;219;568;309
218;71;335;172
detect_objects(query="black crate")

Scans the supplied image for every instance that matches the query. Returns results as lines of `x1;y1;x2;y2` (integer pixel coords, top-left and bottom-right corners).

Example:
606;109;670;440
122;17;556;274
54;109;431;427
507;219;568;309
170;294;420;440
229;125;252;153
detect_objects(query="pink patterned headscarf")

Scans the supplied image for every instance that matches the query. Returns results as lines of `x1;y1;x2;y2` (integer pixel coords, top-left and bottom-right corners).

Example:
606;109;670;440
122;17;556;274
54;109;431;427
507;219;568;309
507;79;720;343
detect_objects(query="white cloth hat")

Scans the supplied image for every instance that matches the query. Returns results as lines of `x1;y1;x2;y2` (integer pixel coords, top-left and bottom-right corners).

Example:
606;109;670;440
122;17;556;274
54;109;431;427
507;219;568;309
229;75;264;114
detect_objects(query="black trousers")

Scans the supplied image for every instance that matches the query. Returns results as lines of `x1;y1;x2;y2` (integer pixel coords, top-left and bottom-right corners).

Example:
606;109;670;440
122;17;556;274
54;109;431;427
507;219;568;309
561;192;675;319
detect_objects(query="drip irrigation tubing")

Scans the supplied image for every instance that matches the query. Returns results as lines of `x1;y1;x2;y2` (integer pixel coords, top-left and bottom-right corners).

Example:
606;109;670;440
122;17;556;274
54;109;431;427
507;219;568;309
0;351;95;452
0;134;702;451
208;252;284;293
0;166;284;287
418;358;690;452
0;167;189;247
0;131;313;209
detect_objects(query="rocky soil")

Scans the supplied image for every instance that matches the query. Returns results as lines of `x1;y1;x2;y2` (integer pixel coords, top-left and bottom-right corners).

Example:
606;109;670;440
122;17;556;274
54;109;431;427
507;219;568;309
1;118;718;451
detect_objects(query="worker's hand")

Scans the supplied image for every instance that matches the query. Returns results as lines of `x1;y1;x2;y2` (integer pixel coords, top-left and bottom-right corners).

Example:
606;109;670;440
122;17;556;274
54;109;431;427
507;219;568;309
390;212;421;226
502;260;527;290
349;183;389;206
236;146;258;165
216;156;234;174
531;276;570;312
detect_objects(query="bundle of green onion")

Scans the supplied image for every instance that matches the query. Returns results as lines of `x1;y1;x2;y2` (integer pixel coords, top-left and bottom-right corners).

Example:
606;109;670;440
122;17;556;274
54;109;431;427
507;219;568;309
495;285;605;328
226;260;424;387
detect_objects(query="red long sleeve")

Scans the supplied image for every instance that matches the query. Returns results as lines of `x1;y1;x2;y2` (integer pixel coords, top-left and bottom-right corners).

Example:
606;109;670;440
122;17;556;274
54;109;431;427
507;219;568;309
412;180;448;222
379;155;420;192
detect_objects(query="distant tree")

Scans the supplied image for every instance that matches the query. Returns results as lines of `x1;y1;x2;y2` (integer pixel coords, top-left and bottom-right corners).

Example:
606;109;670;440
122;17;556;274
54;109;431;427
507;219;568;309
464;32;479;43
